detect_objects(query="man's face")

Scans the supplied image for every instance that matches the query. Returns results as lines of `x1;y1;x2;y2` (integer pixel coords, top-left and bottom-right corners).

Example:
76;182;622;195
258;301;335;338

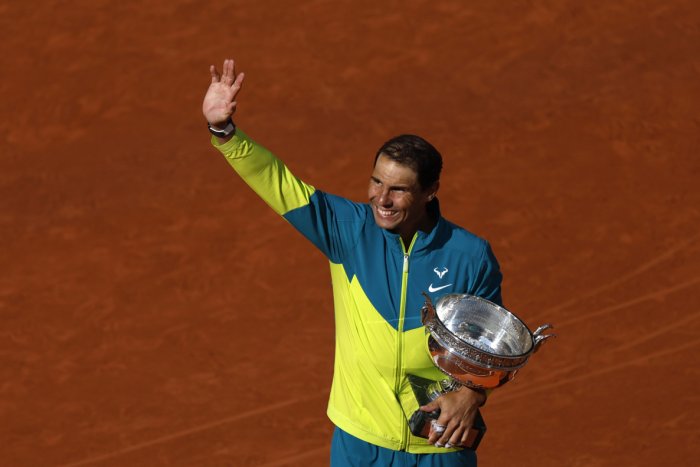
368;154;437;239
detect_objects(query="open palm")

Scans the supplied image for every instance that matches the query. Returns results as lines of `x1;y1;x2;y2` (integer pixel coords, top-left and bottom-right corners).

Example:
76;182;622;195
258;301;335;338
202;59;245;126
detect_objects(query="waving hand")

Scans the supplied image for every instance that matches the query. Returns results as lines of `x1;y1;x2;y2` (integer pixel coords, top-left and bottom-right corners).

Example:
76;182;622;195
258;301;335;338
202;58;245;128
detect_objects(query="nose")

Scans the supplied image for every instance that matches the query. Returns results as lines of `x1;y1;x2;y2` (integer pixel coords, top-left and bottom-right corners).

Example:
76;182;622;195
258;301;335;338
377;188;392;206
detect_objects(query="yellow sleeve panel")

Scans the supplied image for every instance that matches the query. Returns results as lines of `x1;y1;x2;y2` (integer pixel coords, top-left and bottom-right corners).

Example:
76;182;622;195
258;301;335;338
212;130;316;216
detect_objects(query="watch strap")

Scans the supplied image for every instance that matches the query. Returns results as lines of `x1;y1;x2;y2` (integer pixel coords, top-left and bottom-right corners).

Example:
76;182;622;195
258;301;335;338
208;118;236;137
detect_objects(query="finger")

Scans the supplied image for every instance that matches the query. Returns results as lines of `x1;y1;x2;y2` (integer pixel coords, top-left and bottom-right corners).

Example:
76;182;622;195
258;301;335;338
445;425;466;449
231;72;244;101
429;419;446;437
420;401;439;413
431;417;456;447
436;415;465;447
459;427;473;448
223;59;234;85
232;71;245;91
437;424;456;447
221;59;229;83
457;411;476;447
210;65;220;83
427;415;446;443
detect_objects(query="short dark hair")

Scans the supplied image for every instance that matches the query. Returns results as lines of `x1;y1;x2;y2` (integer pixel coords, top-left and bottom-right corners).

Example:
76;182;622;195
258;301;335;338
374;135;442;190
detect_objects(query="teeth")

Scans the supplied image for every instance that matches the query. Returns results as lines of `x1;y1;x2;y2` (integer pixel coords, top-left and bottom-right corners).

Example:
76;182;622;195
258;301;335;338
377;207;395;217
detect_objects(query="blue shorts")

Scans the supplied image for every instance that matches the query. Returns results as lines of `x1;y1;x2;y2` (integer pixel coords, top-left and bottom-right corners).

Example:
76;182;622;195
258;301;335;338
330;427;477;467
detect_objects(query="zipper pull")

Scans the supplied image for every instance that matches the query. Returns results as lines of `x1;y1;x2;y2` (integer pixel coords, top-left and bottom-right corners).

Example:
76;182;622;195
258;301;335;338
403;253;409;273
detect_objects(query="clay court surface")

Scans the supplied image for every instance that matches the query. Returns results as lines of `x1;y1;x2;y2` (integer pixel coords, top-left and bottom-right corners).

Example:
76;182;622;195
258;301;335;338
2;0;699;465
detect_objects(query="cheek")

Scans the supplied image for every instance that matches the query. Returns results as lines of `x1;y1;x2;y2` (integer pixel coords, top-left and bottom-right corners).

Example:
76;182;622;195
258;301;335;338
401;197;419;215
368;184;383;201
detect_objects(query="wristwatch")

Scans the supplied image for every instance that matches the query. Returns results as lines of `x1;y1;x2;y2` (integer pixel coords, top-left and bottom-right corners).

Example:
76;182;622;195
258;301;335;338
208;118;236;138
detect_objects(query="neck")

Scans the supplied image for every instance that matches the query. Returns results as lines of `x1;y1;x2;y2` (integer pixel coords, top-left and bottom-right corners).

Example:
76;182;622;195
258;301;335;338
400;232;414;250
399;214;438;250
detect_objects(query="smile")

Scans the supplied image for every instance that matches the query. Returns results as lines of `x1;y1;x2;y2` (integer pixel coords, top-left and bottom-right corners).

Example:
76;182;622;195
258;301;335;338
376;207;398;218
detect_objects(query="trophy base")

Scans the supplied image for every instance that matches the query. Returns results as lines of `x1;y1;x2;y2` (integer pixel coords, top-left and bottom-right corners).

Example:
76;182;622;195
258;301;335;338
407;374;487;450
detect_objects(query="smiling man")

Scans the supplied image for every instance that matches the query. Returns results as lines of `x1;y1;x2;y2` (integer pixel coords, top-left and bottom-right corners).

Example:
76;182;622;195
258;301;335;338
203;59;503;467
369;135;441;246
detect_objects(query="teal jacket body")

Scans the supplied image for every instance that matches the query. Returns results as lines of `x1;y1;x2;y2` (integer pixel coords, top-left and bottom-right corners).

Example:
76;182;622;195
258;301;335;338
214;131;502;453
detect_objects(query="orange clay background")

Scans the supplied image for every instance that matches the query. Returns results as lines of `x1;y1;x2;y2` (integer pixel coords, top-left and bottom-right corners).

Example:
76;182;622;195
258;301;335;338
1;1;699;465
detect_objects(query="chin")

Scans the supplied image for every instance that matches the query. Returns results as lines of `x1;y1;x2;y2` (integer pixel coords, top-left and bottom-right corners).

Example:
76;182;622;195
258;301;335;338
373;214;399;231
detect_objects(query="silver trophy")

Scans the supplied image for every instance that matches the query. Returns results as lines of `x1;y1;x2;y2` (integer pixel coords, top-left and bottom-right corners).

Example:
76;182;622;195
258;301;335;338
408;293;555;449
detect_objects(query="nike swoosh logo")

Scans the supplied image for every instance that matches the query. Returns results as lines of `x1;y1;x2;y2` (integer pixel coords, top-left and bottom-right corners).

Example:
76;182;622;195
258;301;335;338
428;283;453;293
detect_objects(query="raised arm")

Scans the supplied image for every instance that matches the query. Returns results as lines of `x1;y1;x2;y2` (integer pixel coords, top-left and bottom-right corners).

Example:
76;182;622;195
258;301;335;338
202;58;245;144
201;58;365;263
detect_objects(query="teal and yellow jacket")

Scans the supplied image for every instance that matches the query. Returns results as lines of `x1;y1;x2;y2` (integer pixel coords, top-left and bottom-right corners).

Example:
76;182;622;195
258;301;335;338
214;130;502;454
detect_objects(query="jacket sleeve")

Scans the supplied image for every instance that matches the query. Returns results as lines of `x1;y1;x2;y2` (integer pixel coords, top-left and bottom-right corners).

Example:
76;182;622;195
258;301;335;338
472;240;503;402
473;241;503;306
212;130;364;263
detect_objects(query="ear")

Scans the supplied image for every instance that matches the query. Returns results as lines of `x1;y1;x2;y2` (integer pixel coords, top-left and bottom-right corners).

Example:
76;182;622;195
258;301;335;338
426;180;440;201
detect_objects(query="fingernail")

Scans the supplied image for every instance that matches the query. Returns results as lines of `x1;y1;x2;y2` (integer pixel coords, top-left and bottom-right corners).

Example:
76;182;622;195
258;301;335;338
435;442;444;448
445;443;454;449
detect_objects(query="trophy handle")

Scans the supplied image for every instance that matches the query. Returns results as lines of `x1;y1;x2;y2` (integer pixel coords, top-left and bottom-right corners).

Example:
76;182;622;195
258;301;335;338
532;323;556;352
421;292;437;327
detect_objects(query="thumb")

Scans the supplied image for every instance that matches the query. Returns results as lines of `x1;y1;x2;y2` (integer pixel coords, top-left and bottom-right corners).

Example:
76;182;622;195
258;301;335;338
420;400;440;413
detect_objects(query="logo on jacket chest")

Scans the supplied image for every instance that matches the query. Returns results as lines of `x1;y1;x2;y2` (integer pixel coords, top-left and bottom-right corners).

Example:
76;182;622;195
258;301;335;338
433;267;448;278
428;267;452;293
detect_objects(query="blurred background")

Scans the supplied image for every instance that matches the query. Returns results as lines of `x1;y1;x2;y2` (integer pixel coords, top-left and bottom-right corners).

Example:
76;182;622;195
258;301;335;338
1;0;699;465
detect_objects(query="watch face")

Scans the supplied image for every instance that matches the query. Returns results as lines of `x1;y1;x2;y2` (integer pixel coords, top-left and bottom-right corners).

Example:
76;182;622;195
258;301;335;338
209;120;235;137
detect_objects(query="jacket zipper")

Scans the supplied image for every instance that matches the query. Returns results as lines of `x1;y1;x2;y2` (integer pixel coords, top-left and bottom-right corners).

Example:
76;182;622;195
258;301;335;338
396;234;417;451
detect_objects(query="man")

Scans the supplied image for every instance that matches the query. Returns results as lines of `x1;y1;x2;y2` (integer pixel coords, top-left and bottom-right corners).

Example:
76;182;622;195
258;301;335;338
203;59;503;466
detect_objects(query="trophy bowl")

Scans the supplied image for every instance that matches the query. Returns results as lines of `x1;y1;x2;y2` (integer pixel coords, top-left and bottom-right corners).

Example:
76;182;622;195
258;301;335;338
421;293;555;389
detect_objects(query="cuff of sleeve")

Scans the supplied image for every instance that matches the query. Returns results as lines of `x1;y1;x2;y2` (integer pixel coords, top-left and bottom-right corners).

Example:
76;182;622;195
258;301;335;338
211;128;255;161
210;128;248;149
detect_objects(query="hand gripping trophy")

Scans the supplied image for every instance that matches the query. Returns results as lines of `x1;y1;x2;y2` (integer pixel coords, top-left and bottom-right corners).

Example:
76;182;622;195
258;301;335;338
408;293;555;449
